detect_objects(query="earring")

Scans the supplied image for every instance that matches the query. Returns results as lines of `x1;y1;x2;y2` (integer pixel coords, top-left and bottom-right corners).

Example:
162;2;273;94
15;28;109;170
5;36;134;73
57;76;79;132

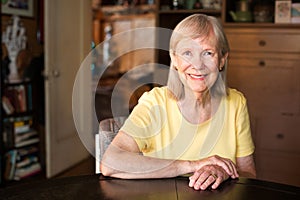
219;66;224;71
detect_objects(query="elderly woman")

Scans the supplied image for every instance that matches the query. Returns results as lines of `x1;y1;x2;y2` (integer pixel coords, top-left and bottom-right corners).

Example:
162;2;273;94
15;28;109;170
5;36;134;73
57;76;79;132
101;14;256;190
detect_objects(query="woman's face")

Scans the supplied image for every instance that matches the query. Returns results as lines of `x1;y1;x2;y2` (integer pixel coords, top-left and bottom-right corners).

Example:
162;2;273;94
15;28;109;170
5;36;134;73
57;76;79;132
171;32;226;95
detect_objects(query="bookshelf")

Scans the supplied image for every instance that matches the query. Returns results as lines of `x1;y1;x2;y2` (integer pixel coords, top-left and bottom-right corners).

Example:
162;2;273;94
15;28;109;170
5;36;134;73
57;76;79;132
1;81;43;183
0;2;3;186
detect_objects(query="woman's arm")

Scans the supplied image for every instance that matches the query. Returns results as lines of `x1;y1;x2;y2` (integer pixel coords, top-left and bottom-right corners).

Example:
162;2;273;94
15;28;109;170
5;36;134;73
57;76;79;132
236;154;256;178
100;131;239;179
100;131;191;178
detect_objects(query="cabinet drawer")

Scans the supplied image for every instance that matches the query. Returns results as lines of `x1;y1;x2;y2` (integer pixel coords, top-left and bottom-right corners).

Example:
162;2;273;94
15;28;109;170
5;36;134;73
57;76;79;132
228;54;300;68
256;116;300;153
256;150;300;187
226;32;300;53
227;56;300;115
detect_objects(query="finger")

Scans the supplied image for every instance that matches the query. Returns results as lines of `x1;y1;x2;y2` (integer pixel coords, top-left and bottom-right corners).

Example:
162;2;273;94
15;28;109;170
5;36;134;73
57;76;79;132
217;158;238;178
211;176;223;190
191;170;206;190
189;178;196;188
228;161;239;178
222;159;235;177
214;159;233;176
194;171;211;190
225;159;238;177
223;159;238;178
199;175;215;190
189;171;201;188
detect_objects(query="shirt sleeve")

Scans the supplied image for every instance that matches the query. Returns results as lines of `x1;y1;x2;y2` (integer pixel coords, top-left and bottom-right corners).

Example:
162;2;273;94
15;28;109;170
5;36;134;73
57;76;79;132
235;96;255;157
120;88;167;153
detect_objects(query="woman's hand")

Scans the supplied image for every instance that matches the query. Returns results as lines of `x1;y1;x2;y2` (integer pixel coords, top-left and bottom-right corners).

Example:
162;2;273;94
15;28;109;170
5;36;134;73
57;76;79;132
189;164;229;190
193;155;239;179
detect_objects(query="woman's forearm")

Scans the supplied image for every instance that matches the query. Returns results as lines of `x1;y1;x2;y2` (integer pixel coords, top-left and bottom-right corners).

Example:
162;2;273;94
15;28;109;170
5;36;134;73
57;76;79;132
236;155;256;178
100;144;193;179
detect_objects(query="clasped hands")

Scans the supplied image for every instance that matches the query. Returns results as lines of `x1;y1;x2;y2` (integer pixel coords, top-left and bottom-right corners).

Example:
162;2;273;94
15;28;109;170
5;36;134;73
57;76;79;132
188;155;238;190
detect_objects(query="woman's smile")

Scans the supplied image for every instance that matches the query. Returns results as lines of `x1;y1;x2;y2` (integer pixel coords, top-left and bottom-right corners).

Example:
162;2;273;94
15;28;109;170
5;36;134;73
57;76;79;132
188;73;207;81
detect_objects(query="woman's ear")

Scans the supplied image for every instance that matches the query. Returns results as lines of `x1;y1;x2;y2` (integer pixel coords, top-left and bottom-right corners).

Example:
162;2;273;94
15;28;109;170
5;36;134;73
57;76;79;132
219;53;228;71
170;51;179;68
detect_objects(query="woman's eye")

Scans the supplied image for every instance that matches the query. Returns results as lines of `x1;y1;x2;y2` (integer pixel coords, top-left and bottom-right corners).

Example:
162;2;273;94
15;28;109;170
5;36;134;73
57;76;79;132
182;50;192;57
203;51;214;57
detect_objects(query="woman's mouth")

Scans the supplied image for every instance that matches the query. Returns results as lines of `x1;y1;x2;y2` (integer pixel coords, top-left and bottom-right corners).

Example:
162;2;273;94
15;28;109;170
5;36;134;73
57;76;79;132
188;74;206;80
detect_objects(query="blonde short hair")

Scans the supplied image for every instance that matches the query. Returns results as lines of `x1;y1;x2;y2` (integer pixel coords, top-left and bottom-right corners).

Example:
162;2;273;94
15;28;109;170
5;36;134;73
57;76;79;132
167;14;229;101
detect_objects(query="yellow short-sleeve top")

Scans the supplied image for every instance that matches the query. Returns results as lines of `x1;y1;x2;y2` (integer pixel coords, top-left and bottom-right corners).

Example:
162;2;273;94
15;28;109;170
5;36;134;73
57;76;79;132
120;87;254;163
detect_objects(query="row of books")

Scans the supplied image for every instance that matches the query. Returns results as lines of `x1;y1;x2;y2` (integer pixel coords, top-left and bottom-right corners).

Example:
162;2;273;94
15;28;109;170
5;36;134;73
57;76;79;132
4;146;42;180
3;116;39;150
1;83;33;115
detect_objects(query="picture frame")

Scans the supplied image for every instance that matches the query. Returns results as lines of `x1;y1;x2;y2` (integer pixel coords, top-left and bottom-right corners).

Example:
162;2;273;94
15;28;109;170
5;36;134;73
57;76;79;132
275;0;292;23
1;0;34;17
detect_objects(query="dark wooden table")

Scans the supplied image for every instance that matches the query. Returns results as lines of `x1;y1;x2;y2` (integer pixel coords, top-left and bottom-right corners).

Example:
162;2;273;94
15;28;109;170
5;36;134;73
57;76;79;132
0;174;300;199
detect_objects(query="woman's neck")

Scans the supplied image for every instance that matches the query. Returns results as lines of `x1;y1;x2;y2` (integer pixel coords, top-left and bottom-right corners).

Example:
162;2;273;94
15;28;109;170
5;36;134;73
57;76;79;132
177;93;211;124
177;89;220;124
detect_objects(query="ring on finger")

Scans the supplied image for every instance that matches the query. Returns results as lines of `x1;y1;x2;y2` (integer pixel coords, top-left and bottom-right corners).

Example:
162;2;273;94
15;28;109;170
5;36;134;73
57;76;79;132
210;174;218;179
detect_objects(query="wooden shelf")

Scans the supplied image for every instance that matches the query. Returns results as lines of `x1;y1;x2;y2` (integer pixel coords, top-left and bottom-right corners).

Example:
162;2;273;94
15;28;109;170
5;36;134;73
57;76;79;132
158;9;221;15
224;22;300;29
101;13;155;22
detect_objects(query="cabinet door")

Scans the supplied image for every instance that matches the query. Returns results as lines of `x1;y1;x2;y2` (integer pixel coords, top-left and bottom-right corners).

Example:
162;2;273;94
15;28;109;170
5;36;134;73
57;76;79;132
256;115;300;153
255;115;300;186
227;54;300;116
256;150;300;187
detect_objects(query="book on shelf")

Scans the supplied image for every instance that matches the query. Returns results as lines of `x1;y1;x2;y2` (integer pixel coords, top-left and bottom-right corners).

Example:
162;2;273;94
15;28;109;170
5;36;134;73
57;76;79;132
2;116;35;149
4;150;18;180
16;85;27;113
14;162;42;180
2;83;32;115
14;120;32;134
16;155;39;168
15;129;38;144
16;146;40;165
3;115;32;125
26;83;33;111
3;122;15;149
4;146;41;181
15;137;39;148
18;146;39;157
2;96;15;115
4;86;20;113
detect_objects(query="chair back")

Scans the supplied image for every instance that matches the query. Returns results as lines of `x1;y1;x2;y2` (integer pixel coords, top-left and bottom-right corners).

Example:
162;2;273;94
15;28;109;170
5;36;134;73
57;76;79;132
97;116;127;166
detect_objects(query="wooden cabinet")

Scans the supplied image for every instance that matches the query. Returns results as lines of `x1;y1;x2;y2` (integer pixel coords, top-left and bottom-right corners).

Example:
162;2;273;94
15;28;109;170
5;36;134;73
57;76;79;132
223;0;300;186
225;27;300;187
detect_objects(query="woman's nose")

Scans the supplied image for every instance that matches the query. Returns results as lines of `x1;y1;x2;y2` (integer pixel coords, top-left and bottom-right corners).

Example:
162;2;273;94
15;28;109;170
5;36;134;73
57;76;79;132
191;56;204;70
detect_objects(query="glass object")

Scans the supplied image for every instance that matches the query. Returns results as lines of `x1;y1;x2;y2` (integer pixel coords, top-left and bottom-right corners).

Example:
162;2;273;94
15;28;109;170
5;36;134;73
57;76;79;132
98;117;127;162
254;2;274;23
